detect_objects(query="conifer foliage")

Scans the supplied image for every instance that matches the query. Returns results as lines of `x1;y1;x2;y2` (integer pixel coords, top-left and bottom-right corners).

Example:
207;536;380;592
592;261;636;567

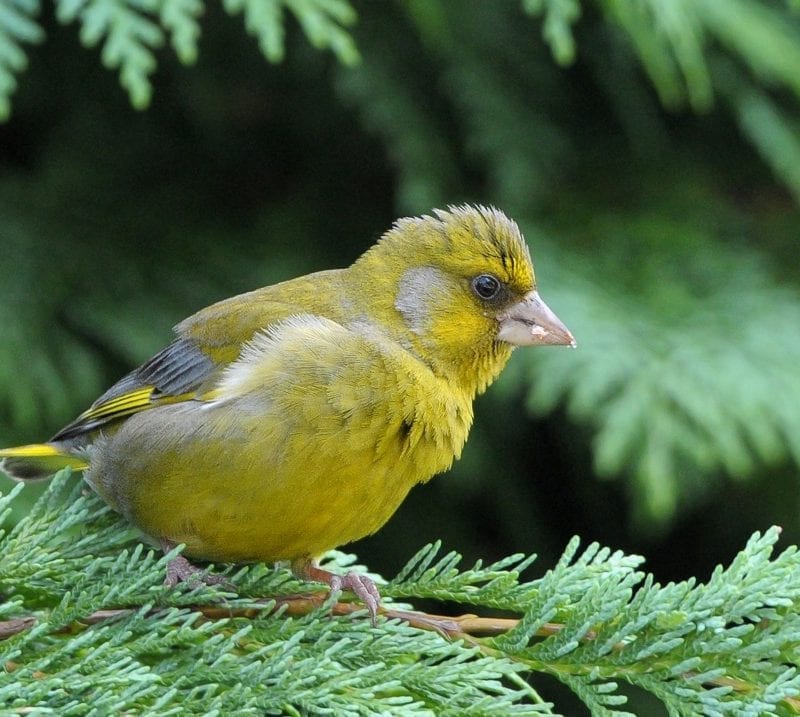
3;472;800;714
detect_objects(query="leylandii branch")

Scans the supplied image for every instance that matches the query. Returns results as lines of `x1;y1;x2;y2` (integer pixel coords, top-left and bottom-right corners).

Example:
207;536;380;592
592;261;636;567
2;591;798;714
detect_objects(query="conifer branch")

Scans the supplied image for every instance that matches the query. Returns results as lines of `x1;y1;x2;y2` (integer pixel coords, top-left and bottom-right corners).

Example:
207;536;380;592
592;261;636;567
3;472;800;714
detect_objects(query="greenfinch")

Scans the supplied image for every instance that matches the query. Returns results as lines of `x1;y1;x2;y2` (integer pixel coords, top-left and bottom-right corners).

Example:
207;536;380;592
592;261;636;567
0;205;574;618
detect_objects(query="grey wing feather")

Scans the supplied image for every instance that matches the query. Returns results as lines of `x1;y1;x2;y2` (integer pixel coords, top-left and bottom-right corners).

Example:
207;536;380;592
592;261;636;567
51;337;218;441
99;337;217;400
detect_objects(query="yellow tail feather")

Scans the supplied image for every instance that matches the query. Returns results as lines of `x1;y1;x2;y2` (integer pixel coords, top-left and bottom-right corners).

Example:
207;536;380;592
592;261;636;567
0;443;88;481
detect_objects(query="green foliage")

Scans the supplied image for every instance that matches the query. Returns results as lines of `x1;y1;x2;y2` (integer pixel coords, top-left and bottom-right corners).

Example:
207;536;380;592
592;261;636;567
57;0;164;109
222;0;359;65
504;196;800;526
0;0;358;115
719;71;800;205
522;0;581;64
334;10;460;212
597;0;800;200
4;473;800;714
0;474;542;714
160;0;202;63
0;0;43;119
3;0;799;204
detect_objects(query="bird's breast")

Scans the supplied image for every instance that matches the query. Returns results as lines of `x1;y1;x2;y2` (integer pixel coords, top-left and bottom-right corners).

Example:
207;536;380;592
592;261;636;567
89;355;474;564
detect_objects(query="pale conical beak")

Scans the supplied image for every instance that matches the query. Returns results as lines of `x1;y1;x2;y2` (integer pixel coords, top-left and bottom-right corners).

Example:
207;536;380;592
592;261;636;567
497;291;576;347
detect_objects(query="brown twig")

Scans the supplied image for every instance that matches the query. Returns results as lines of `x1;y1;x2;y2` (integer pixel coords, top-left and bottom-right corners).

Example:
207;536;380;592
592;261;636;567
194;593;530;642
0;593;532;643
0;617;36;639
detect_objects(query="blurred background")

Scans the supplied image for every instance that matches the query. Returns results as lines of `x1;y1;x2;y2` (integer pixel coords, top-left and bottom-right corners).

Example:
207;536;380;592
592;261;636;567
1;0;800;612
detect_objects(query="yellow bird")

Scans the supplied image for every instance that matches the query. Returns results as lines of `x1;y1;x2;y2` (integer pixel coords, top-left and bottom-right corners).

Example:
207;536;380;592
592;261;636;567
0;206;574;618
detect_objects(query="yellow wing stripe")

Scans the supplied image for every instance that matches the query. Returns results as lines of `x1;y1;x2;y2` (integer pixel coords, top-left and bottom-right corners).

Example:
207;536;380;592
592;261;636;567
77;387;156;422
0;443;89;470
63;387;206;437
0;443;65;458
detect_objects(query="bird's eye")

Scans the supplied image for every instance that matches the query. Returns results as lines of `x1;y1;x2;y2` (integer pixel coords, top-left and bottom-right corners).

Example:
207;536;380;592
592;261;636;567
472;274;502;300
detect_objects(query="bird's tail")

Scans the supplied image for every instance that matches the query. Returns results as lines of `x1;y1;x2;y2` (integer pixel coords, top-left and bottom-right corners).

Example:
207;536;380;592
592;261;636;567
0;443;89;481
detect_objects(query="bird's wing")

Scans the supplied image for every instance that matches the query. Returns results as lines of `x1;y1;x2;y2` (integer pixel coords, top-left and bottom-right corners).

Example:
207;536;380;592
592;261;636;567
51;336;223;441
51;275;344;442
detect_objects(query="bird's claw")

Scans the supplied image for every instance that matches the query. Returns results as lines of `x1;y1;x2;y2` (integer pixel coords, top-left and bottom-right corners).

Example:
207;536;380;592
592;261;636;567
329;571;382;625
295;559;382;624
163;554;231;588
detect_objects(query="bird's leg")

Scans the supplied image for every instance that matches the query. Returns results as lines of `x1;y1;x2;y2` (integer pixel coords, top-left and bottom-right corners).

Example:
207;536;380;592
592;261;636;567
293;558;381;625
160;538;229;587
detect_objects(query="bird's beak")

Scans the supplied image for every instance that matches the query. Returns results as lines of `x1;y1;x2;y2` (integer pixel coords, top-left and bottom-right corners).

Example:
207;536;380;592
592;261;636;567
497;291;576;347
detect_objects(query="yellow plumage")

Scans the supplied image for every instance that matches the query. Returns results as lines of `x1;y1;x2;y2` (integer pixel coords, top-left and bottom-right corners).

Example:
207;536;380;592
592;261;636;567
0;205;574;613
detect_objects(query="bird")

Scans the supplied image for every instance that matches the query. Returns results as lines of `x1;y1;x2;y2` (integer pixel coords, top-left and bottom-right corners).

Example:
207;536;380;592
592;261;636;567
0;205;575;620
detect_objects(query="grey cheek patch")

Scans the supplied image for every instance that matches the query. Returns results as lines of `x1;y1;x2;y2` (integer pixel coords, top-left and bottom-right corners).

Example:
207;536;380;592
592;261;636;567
395;266;450;335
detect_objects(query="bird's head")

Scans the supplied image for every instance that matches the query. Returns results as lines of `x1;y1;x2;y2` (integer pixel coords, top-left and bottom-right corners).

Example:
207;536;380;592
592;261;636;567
350;205;574;396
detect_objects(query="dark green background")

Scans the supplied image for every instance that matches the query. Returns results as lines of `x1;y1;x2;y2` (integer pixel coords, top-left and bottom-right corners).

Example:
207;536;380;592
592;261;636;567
2;0;800;619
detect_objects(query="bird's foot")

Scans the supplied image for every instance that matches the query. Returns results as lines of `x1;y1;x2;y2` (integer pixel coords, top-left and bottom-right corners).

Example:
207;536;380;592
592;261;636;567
161;539;230;588
294;559;381;625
